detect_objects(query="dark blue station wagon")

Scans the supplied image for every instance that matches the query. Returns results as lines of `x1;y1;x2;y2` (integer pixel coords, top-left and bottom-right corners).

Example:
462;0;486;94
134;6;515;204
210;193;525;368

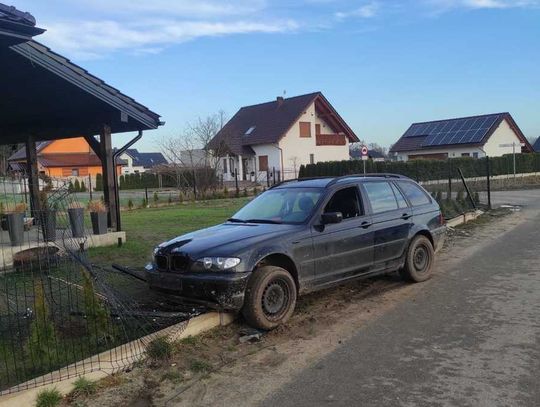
147;174;446;329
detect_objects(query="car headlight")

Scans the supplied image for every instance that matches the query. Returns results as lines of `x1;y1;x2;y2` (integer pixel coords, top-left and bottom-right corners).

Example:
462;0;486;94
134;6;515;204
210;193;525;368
195;257;241;271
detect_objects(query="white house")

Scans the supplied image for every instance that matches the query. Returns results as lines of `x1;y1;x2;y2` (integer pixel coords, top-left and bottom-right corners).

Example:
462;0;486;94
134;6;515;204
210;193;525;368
390;112;533;161
208;92;359;182
119;149;167;174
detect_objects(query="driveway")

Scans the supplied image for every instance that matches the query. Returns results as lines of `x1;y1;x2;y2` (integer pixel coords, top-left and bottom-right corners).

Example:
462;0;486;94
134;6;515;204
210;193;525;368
262;198;540;406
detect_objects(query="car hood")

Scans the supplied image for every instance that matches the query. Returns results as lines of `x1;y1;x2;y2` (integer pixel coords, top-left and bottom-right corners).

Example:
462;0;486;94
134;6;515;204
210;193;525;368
155;222;297;257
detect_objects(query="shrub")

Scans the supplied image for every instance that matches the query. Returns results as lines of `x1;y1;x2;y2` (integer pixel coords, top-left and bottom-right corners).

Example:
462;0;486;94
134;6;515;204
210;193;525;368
80;181;87;192
88;200;107;213
127;199;134;211
242;188;248;197
141;198;148;208
456;190;464;203
74;179;81;192
435;191;442;202
474;191;480;204
168;194;172;204
72;376;97;397
146;336;172;362
82;269;113;344
27;280;59;371
36;388;62;407
153;191;159;204
223;186;229;197
253;187;259;195
178;192;183;203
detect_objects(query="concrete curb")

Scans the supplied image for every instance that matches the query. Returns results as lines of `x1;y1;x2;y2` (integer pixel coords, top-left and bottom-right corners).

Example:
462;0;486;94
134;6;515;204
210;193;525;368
446;209;484;228
0;311;235;406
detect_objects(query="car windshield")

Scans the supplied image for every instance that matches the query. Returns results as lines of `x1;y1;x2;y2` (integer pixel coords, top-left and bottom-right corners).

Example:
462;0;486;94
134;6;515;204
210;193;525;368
230;187;323;224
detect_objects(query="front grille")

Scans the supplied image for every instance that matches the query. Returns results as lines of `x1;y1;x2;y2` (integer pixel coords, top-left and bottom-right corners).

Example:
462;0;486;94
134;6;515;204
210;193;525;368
171;255;190;272
155;255;168;270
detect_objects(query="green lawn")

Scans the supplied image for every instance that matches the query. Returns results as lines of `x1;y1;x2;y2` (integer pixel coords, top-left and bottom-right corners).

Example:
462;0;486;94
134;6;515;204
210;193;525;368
88;198;250;268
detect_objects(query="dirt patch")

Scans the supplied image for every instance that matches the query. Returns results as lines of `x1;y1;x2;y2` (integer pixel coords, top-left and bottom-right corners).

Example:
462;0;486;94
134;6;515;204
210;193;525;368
68;209;522;407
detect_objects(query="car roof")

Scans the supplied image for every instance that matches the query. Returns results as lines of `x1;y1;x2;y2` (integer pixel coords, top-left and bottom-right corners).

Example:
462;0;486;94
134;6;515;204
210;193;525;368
271;174;412;189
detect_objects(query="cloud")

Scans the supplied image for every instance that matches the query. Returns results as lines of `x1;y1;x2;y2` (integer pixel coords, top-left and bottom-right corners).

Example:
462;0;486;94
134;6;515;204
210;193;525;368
75;0;266;18
427;0;539;10
41;18;299;59
334;2;379;19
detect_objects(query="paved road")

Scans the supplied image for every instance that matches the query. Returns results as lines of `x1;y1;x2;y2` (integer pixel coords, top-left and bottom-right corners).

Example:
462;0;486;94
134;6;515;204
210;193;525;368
263;194;540;407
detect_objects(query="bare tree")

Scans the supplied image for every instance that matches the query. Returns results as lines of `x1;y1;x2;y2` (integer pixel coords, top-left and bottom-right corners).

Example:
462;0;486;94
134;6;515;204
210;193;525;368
289;156;300;178
159;111;230;196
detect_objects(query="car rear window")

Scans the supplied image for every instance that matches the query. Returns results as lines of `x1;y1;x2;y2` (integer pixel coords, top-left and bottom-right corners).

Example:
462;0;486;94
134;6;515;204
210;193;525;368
397;182;431;206
363;182;398;213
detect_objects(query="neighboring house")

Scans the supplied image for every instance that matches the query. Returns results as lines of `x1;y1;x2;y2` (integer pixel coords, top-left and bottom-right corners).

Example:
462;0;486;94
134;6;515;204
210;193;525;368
350;149;387;162
533;138;540;152
8;137;122;182
208;92;359;182
119;149;167;174
390;112;533;161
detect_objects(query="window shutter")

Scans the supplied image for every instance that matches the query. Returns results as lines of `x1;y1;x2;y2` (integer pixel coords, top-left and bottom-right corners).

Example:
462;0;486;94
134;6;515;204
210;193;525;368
299;122;311;138
258;155;269;172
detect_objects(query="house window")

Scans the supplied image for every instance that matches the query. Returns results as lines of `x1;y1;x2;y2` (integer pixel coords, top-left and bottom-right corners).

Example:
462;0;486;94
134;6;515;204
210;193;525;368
315;124;321;135
299;122;311;138
461;153;470;157
473;152;479;159
71;168;79;176
245;126;256;136
223;158;228;173
258;155;269;172
310;154;315;164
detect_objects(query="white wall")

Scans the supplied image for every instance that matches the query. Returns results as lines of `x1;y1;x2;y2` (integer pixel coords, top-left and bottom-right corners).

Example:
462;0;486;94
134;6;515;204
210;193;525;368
483;119;523;156
251;144;282;182
119;152;146;174
396;119;522;161
277;102;350;179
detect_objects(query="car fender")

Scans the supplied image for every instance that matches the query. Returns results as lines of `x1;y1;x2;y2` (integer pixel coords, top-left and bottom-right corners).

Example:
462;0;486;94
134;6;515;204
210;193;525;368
244;244;298;273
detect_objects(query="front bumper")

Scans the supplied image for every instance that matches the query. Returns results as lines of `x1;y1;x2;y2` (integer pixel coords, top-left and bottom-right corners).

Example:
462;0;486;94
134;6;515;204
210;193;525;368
146;267;251;311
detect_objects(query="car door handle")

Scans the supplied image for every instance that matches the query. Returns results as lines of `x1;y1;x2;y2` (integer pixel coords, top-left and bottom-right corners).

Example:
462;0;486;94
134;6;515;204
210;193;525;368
360;221;372;229
401;213;412;220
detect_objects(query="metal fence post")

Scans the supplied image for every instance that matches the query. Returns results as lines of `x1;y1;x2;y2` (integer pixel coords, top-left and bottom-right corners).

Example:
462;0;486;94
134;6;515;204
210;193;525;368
486;156;491;210
447;159;452;200
235;169;239;196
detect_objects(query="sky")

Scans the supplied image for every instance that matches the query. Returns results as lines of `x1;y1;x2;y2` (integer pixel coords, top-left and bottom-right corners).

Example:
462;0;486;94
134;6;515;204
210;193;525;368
11;0;540;151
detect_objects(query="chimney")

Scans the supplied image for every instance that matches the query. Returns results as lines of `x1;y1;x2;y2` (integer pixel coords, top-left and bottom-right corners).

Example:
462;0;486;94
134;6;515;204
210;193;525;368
276;96;284;107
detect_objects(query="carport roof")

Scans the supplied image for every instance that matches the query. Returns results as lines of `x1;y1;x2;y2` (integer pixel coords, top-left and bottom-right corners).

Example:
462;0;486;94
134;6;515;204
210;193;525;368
0;36;162;144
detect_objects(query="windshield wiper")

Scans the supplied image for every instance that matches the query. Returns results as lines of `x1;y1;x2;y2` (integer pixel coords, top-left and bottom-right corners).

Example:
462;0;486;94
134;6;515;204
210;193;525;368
245;219;283;224
227;218;247;223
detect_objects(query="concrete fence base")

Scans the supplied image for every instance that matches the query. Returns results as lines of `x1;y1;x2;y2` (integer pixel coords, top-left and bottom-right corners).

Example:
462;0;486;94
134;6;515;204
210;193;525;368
0;311;235;406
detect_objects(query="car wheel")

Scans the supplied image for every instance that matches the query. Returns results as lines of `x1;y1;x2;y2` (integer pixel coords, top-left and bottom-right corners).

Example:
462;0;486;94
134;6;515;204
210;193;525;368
242;266;297;330
401;235;434;282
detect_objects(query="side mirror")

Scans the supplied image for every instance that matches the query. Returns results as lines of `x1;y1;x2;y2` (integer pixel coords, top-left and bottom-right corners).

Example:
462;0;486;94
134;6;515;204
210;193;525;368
321;212;343;225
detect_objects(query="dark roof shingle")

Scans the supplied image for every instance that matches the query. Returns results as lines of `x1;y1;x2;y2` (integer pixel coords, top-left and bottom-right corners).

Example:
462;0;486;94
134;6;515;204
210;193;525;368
209;92;358;155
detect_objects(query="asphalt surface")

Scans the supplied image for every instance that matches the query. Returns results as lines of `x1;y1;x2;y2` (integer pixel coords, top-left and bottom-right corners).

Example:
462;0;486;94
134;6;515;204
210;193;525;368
263;191;540;407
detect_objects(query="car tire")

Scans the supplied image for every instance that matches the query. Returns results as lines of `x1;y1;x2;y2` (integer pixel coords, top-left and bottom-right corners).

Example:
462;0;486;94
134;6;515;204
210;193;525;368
400;235;434;283
242;266;297;330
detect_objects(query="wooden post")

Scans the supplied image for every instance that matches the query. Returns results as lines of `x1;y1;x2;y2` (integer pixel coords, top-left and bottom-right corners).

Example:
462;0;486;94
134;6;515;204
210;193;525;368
99;125;118;230
25;136;41;218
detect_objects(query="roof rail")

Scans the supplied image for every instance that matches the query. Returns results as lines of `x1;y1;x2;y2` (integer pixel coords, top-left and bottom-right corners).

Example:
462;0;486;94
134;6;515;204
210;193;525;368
325;173;407;187
268;173;409;189
268;176;335;189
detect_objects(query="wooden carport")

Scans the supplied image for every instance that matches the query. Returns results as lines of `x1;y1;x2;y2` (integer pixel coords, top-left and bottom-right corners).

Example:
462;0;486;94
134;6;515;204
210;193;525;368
0;5;162;231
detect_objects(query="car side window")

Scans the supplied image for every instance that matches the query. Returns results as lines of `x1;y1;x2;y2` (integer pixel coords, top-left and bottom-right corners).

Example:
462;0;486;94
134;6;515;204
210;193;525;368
398;181;431;206
364;182;399;213
324;187;362;219
391;183;408;209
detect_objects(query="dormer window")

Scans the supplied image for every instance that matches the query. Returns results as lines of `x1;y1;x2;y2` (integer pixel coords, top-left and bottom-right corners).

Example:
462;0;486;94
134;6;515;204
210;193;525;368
245;126;256;136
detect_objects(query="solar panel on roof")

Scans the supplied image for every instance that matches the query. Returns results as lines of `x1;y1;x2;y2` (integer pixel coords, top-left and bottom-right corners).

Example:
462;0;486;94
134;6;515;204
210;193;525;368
403;114;504;148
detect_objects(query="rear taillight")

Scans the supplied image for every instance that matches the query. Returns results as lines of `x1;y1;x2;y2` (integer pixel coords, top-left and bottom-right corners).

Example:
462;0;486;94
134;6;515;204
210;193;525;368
439;212;445;226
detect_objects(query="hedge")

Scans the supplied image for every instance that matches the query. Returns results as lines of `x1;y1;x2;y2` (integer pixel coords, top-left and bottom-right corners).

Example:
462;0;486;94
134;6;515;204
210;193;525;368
298;153;540;182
